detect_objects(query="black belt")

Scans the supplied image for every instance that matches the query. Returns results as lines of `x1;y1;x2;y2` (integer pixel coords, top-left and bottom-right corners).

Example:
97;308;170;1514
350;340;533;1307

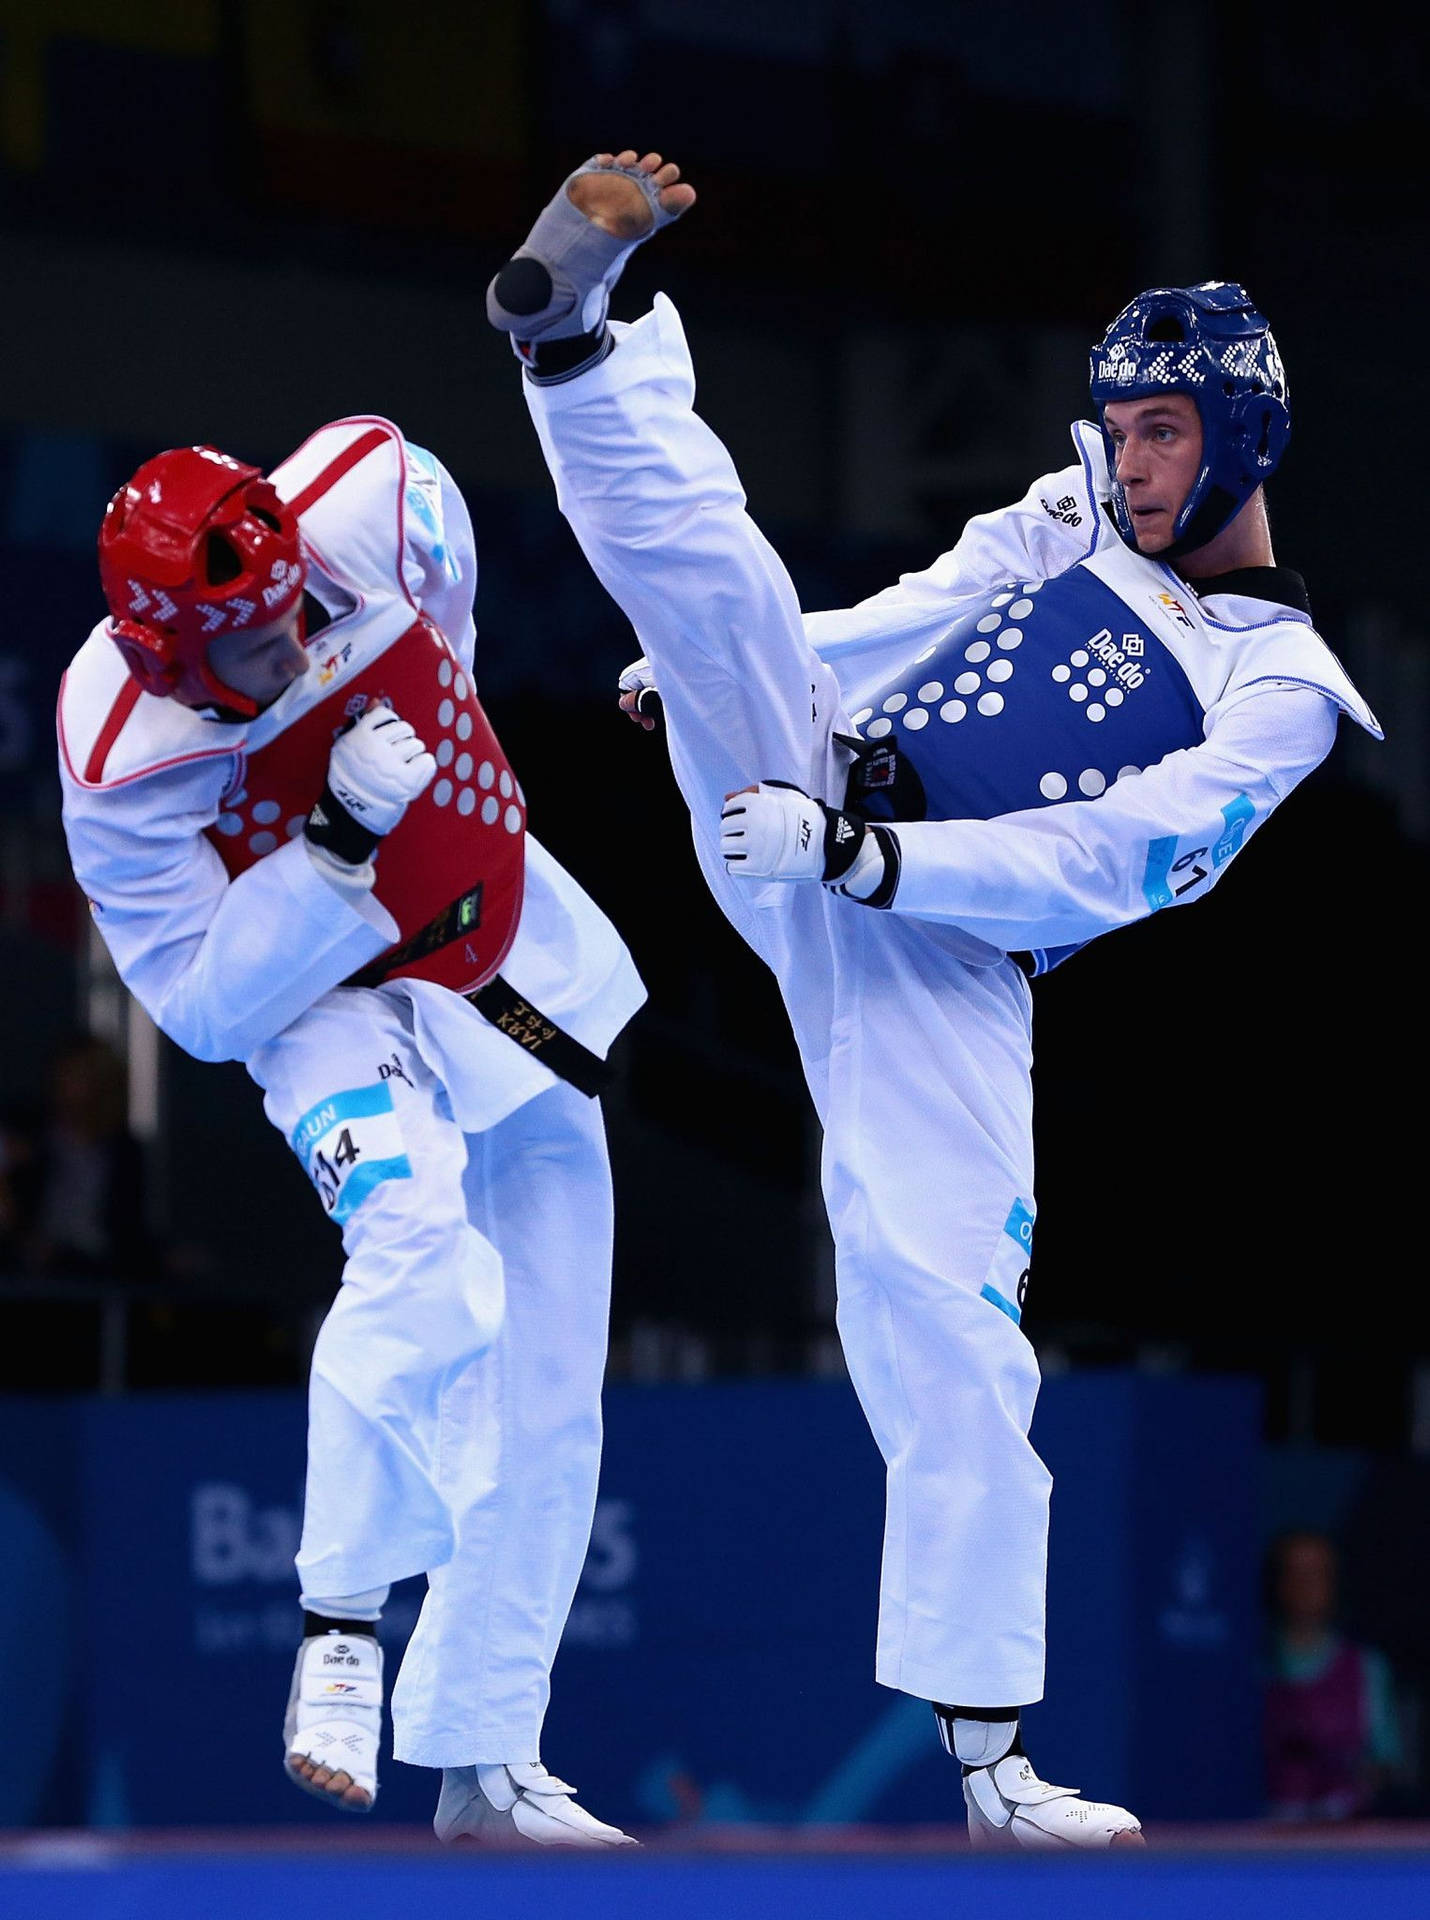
345;889;614;1099
463;975;614;1099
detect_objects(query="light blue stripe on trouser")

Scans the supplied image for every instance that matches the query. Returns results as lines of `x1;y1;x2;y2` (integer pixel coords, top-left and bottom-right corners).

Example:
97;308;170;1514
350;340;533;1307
291;1081;398;1157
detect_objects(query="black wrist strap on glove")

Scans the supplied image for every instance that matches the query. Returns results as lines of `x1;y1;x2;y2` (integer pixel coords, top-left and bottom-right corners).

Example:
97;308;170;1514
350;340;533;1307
820;804;867;881
845;824;901;909
820;806;900;909
305;781;380;867
760;780;901;909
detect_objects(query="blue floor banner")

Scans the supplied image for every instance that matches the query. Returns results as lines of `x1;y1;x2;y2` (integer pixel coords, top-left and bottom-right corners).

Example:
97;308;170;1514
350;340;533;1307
7;1844;1430;1920
0;1373;1260;1831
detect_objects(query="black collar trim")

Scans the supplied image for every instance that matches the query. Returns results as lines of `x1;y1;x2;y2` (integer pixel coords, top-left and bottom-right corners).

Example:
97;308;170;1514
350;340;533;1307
1187;567;1312;617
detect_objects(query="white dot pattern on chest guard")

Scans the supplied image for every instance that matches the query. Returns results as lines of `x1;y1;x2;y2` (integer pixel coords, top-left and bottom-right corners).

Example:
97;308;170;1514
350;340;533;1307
424;650;525;834
855;569;1197;826
221;636;526;860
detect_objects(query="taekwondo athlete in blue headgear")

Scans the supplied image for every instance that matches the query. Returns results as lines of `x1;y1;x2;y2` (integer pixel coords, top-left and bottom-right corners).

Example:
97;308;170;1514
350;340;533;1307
487;152;1383;1850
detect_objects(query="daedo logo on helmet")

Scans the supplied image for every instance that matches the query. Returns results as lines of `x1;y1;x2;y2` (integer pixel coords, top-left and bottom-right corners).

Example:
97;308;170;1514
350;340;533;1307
1088;280;1291;561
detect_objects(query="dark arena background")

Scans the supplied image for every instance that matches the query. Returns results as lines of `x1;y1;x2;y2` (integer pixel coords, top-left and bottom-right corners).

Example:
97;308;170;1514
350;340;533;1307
1;4;1427;1915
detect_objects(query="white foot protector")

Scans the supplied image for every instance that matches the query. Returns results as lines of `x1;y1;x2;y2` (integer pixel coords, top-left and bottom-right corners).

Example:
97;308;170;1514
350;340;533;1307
282;1631;382;1812
433;1762;637;1848
963;1753;1143;1850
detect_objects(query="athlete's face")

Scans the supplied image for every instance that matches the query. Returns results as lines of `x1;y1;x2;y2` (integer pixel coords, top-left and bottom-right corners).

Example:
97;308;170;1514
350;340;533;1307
1102;394;1204;554
207;609;309;706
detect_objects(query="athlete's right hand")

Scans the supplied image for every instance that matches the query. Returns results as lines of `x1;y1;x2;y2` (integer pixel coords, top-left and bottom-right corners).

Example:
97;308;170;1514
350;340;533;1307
327;704;436;834
305;703;435;868
617;656;661;730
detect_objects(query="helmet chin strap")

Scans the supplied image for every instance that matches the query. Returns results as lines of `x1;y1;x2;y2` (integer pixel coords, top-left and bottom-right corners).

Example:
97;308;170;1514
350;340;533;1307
184;593;309;719
1113;480;1236;560
1155;482;1241;564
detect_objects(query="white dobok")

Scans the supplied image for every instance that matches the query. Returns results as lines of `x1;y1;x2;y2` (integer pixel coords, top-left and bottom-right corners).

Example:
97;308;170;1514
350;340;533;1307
58;416;645;1766
523;295;1380;1709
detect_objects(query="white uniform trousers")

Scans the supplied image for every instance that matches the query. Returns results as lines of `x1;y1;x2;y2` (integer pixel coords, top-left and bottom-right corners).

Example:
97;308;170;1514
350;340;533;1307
527;299;1050;1706
249;986;612;1764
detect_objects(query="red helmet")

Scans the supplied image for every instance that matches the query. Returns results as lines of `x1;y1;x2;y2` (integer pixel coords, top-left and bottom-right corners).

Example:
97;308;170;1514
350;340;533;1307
97;446;306;718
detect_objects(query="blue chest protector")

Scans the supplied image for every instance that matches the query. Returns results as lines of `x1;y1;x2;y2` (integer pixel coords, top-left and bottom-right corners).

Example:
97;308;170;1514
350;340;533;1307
844;564;1205;973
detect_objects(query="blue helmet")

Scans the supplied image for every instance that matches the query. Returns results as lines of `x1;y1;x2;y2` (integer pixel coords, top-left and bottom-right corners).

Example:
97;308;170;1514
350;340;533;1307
1089;281;1290;558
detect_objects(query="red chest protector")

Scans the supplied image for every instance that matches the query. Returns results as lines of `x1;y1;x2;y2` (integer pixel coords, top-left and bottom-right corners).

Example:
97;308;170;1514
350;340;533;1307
204;615;525;994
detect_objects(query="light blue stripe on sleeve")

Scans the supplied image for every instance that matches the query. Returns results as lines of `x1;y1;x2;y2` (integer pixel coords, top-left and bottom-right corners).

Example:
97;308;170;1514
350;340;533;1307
1213;792;1255;867
1142;835;1177;911
1002;1198;1035;1256
981;1283;1022;1325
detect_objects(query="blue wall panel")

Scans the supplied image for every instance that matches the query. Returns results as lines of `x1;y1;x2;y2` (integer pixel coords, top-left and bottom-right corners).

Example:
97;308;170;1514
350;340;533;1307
0;1372;1261;1831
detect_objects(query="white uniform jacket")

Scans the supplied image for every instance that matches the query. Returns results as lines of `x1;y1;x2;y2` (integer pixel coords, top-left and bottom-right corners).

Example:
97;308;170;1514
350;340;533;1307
57;417;645;1130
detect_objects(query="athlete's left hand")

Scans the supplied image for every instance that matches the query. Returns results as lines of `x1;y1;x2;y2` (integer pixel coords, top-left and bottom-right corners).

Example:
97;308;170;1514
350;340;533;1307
717;778;870;879
720;782;899;905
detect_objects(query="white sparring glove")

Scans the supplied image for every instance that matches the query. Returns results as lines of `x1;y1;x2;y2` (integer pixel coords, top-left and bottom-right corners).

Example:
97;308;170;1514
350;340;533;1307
617;655;662;723
305;704;436;868
718;782;900;907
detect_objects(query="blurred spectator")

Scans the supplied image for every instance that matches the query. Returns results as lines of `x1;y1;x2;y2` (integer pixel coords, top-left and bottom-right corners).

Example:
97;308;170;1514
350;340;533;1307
0;1035;153;1282
1265;1528;1403;1822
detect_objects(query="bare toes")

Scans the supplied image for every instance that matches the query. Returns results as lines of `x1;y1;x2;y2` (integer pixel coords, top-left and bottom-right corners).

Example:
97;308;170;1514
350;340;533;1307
614;148;638;167
639;152;663;172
